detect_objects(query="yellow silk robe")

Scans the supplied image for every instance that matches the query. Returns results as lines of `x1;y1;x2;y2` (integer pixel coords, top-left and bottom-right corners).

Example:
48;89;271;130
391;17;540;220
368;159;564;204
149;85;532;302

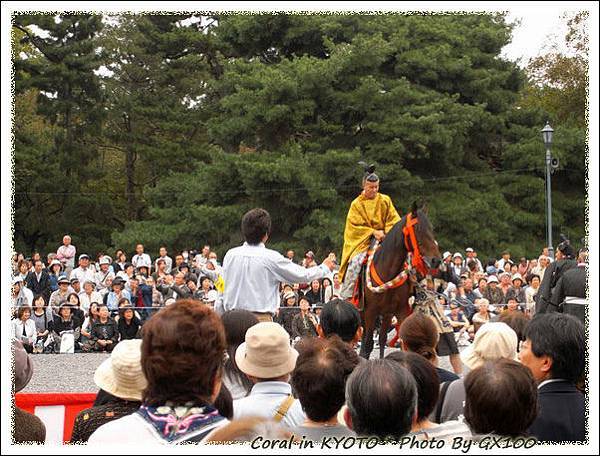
339;193;401;281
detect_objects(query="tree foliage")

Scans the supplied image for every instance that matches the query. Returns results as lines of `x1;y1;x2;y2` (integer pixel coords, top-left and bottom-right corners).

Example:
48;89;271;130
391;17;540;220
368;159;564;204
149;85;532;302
12;13;588;260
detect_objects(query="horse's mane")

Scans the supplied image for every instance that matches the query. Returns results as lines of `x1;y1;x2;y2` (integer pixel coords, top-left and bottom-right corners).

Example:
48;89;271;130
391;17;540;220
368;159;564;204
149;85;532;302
374;209;432;261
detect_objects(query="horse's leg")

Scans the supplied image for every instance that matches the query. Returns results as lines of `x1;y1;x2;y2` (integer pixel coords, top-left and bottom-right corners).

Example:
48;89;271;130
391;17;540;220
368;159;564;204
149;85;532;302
359;304;376;359
379;314;391;359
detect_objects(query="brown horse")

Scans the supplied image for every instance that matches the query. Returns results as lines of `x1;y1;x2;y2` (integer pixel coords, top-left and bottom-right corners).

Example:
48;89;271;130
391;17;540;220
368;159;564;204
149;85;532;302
359;202;441;359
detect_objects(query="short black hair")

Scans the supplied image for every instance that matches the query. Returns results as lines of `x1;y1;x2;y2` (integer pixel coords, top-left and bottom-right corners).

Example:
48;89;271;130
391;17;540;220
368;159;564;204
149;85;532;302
464;359;538;437
319;298;361;343
385;351;440;421
345;359;417;439
292;336;359;422
524;313;585;383
241;208;271;245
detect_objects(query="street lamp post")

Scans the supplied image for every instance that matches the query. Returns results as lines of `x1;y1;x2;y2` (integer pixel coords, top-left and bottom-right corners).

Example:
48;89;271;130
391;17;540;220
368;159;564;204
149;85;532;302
542;123;554;259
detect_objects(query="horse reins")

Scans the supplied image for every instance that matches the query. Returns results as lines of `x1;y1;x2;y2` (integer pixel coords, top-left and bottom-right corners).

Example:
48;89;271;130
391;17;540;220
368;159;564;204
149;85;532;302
366;213;428;293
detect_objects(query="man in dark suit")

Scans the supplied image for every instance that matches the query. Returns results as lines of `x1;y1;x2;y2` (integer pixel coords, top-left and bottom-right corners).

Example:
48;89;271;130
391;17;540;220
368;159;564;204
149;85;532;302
551;249;587;301
535;241;577;314
25;259;51;302
519;313;586;442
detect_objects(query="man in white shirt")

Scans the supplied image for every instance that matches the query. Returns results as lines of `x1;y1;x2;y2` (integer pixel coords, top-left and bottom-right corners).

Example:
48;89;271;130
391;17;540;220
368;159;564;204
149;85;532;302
221;208;335;321
233;322;305;428
154;246;173;273
56;235;76;276
70;254;97;287
131;244;152;270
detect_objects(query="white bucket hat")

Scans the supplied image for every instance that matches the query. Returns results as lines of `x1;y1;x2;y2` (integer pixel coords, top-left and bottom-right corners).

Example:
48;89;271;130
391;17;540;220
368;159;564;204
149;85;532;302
460;322;518;370
235;322;298;379
94;339;147;401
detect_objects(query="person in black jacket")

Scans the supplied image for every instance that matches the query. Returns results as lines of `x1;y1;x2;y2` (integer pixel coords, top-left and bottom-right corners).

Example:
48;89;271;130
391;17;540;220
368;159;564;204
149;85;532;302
550;249;587;316
51;302;83;352
117;306;142;341
89;304;119;352
519;313;586;442
535;241;577;314
303;279;324;305
25;259;52;303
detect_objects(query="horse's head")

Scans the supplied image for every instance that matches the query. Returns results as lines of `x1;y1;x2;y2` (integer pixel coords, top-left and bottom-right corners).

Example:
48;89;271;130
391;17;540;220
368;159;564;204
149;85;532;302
407;201;442;271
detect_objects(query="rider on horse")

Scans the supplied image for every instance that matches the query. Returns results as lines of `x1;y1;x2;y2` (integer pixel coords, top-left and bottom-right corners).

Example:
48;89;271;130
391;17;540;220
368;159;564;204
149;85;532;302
339;165;401;303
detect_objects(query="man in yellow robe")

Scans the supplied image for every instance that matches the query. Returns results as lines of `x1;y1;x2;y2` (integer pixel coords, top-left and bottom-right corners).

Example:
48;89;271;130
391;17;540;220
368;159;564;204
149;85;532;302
339;172;401;300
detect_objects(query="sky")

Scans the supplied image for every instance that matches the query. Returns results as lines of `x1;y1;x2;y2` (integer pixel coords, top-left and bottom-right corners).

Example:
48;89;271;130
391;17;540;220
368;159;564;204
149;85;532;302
502;9;573;66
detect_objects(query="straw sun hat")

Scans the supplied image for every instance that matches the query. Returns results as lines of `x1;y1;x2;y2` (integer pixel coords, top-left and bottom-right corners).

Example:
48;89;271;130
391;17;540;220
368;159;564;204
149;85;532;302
235;322;298;379
94;339;147;401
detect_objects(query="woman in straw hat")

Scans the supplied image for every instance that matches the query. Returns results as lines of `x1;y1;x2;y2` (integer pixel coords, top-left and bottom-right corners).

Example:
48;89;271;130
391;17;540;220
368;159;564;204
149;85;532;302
71;339;146;443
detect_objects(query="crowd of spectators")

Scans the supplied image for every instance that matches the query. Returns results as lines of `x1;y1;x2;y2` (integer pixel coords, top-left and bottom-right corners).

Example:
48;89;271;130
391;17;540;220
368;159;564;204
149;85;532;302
12;297;586;445
10;231;588;445
11;235;587;354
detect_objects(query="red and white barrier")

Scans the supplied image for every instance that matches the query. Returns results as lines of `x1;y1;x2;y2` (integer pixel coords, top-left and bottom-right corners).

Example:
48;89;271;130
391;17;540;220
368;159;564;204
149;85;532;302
15;393;96;444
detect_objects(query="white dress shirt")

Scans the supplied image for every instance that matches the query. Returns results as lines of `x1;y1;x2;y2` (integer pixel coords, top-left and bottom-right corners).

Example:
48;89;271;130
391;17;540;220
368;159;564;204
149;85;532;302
233;381;305;428
132;253;152;268
70;266;97;287
222;242;330;314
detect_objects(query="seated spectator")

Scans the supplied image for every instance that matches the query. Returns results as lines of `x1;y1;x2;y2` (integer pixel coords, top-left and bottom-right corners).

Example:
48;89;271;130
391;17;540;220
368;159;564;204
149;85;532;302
275;292;300;336
144;276;163;314
291;336;359;440
482;275;503;305
291;296;318;341
344;359;417;439
87;304;119;352
30;295;52;352
89;300;229;444
398;312;459;383
525;274;541;314
386;352;471;441
81;302;100;345
447;301;469;335
70;277;81;295
128;276;152;320
95;256;115;296
316;298;363;348
497;272;512;303
48;275;72;313
13;306;37;354
471;298;491;333
501;297;522;315
303;279;324;305
48;259;63;292
464;359;538;440
519;313;585;442
51;302;83;351
12;340;46;443
221;310;260;400
117;305;142;341
79;280;102;315
66;292;85;322
322;277;334;303
233;322;305;427
435;322;519;423
105;277;131;313
71;340;146;443
506;273;526;304
473;276;487;299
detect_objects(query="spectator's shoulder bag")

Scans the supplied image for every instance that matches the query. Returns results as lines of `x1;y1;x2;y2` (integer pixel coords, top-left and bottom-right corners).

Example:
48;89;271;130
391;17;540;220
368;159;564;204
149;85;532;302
273;395;295;423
